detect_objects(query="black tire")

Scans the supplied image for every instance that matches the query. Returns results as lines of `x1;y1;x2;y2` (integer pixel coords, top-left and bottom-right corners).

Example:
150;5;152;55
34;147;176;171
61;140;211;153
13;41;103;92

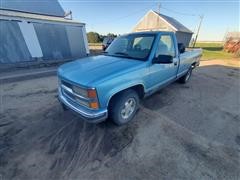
109;89;139;126
179;67;192;84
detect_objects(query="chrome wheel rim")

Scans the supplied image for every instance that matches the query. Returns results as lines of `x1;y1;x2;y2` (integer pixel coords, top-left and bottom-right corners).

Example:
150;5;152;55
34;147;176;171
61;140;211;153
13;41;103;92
120;98;136;119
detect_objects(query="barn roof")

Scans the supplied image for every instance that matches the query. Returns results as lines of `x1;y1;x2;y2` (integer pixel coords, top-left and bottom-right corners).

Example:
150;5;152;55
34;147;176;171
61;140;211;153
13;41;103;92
152;10;193;34
0;9;85;26
0;0;64;17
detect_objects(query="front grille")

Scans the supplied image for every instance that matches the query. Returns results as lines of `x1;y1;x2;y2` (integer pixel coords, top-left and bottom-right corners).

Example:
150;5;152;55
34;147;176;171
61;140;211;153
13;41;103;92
61;80;72;89
60;80;89;108
63;89;75;100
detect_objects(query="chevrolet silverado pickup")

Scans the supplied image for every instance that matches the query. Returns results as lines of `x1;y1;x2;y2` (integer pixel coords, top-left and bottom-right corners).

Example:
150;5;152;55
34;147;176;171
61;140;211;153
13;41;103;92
58;31;202;125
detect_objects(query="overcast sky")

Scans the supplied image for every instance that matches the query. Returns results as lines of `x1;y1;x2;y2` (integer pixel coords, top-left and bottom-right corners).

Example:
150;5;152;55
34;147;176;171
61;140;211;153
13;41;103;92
60;0;239;41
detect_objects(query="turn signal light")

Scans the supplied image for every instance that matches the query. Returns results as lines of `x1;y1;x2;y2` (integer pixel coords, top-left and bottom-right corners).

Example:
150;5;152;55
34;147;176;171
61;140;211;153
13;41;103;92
87;89;97;98
89;102;99;109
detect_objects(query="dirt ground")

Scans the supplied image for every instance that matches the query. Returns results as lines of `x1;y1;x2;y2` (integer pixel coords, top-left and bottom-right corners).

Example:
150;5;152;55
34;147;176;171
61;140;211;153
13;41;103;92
0;59;240;180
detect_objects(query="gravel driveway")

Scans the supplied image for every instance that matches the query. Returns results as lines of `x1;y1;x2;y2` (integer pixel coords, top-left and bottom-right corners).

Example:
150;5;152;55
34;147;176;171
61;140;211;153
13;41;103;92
0;61;239;180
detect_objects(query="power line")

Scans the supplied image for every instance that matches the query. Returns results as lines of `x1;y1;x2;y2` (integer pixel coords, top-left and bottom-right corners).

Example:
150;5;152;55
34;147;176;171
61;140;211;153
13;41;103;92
94;5;155;25
89;3;202;35
160;6;199;17
95;4;199;25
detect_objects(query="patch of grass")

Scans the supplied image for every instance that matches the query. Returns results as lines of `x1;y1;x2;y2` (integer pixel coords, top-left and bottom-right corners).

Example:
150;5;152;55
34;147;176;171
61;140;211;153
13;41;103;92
195;42;234;60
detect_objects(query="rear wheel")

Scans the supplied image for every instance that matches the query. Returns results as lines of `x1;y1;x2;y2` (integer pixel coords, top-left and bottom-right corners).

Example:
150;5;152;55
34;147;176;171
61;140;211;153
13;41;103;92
179;67;192;84
109;89;139;125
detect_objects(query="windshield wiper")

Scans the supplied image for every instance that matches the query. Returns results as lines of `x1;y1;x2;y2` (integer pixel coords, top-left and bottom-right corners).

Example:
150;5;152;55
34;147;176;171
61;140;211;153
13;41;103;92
102;51;110;56
106;52;135;59
114;52;130;56
114;52;134;59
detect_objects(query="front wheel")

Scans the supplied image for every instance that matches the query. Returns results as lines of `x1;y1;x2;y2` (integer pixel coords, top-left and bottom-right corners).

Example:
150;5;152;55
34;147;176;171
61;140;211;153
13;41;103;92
179;67;192;84
109;89;139;126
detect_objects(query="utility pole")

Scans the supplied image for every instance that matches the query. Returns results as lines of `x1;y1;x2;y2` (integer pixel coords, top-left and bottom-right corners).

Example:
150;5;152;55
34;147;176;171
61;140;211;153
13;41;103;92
193;15;204;47
158;2;161;14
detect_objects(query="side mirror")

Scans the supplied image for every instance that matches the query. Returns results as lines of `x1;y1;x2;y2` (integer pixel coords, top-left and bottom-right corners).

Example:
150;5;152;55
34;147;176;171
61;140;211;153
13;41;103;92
153;55;173;64
178;43;185;54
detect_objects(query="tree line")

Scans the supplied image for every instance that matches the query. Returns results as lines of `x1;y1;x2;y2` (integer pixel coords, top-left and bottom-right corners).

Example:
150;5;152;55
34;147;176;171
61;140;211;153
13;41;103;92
87;32;118;43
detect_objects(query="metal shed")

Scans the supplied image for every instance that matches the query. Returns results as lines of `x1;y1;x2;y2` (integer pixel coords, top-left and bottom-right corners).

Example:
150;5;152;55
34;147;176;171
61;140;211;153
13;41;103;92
133;10;193;47
0;0;89;64
0;0;65;17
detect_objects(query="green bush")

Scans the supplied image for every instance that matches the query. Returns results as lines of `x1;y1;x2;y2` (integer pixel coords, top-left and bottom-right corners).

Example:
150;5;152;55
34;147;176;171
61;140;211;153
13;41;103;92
87;32;101;43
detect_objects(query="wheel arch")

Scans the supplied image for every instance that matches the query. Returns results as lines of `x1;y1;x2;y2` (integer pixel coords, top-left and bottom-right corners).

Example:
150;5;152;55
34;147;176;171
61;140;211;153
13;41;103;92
107;84;145;108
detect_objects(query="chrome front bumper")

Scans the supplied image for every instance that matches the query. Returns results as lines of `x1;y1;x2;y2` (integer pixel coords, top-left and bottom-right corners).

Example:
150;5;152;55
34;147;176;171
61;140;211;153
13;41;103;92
58;88;108;123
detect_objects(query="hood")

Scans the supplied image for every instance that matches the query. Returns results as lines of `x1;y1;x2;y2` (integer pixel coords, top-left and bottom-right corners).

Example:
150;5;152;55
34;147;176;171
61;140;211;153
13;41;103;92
58;55;144;86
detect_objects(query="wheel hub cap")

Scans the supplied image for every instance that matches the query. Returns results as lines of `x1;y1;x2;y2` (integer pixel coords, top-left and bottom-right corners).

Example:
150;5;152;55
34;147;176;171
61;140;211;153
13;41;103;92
121;98;136;119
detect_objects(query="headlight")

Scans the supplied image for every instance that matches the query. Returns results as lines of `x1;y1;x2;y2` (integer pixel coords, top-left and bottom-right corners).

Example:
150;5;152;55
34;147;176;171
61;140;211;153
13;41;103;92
75;97;91;107
72;86;88;97
73;86;98;99
72;86;99;109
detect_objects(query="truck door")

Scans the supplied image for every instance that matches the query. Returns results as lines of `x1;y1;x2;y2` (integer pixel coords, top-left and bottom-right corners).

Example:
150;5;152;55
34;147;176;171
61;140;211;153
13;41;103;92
149;34;179;89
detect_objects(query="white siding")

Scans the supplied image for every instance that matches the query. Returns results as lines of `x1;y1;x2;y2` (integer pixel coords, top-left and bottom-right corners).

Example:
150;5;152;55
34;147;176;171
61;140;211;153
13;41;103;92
18;21;43;58
66;26;87;58
82;26;90;54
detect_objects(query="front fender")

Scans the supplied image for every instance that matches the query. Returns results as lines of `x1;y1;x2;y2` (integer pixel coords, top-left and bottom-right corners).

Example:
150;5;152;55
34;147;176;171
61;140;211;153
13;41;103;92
95;63;149;109
106;82;146;106
97;81;146;109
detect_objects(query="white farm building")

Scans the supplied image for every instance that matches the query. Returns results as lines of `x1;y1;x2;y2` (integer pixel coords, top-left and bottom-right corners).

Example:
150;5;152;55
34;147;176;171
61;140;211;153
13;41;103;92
133;10;193;47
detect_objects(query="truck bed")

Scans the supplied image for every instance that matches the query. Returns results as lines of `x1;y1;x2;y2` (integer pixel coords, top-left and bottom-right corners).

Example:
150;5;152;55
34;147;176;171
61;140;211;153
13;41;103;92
183;48;202;58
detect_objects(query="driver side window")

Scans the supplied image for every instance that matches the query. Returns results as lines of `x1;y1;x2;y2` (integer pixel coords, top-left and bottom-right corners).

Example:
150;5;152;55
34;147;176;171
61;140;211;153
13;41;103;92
156;35;175;57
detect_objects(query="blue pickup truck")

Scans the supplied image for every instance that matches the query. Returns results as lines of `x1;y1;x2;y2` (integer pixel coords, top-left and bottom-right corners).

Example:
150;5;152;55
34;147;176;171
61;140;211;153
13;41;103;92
58;31;202;125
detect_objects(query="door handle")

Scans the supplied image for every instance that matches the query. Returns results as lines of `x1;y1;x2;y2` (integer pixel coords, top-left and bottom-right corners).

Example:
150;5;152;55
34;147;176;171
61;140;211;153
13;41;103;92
174;62;178;66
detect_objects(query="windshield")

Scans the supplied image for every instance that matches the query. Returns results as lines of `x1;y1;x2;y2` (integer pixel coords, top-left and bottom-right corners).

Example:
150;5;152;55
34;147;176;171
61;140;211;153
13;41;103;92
105;34;156;61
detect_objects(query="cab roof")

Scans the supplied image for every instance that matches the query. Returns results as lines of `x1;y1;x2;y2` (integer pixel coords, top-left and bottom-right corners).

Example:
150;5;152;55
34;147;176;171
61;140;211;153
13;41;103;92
125;31;175;36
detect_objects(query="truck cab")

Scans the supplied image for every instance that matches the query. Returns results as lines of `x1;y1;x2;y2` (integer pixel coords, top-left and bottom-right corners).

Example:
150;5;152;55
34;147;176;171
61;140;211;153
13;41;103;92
58;31;202;125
